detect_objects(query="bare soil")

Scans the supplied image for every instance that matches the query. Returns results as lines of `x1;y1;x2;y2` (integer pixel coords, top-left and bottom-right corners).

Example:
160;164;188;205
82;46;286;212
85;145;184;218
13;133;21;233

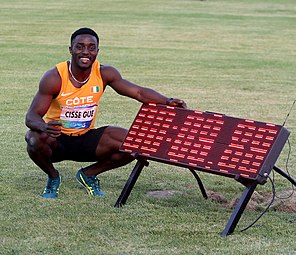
146;189;296;213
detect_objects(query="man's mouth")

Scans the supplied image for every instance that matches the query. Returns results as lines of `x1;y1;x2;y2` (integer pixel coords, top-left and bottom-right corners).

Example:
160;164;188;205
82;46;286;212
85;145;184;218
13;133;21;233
80;57;90;64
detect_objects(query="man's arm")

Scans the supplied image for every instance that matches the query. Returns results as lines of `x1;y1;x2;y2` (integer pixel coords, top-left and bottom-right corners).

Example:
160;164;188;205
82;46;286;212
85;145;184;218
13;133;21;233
25;68;63;137
101;65;187;108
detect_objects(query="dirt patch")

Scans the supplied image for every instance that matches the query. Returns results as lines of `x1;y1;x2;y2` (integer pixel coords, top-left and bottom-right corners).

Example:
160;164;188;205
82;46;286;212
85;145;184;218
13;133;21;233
210;189;296;213
146;188;296;213
206;190;228;204
146;190;183;198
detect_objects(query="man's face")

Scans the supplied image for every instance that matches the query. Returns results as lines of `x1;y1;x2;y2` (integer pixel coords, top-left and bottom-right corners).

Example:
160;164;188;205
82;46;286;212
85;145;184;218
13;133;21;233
69;34;99;69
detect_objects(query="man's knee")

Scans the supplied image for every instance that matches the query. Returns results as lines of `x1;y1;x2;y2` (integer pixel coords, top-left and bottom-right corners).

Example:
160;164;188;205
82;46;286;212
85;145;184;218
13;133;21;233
98;126;127;152
104;126;127;141
25;130;50;152
25;131;36;147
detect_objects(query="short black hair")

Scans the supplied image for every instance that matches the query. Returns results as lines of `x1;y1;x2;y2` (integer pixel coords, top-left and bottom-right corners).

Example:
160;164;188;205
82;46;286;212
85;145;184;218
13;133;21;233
70;27;99;45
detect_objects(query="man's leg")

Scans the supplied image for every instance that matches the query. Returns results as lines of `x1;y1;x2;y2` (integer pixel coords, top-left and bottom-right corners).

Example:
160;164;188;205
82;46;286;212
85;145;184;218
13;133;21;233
83;126;134;175
25;130;60;178
76;126;134;196
25;130;61;198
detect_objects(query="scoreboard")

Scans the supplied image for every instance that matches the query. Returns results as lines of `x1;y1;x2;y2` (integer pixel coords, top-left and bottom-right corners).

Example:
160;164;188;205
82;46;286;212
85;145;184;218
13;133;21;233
120;103;290;184
117;103;291;236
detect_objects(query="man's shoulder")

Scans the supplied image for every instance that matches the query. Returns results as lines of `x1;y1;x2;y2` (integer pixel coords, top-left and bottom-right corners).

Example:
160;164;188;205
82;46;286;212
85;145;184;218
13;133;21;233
100;64;120;83
39;65;62;95
42;66;60;82
100;64;116;72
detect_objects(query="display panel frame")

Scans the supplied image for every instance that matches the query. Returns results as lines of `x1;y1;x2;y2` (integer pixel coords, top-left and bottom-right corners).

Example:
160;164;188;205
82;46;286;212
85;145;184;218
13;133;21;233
120;103;290;184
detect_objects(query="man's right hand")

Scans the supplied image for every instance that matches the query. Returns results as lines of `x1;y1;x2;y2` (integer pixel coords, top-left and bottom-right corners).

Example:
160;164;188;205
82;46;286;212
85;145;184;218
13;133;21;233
44;120;62;138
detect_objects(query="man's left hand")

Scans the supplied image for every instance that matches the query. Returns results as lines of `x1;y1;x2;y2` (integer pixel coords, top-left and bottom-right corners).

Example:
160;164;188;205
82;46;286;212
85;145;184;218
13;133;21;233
166;98;187;109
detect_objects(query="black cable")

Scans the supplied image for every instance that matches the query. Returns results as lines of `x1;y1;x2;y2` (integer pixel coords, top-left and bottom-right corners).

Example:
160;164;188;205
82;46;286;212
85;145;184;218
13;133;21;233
274;139;295;200
240;175;276;233
282;100;295;127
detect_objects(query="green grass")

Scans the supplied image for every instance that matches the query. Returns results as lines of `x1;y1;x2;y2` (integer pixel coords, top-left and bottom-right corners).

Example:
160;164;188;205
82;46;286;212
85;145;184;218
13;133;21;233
0;0;296;254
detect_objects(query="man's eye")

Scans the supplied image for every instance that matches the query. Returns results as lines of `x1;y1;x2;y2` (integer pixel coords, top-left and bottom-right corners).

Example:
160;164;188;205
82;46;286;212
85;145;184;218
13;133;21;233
88;46;96;51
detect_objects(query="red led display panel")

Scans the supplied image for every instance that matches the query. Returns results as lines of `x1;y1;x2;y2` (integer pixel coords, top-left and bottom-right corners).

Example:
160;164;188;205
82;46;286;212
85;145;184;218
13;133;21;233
120;104;290;184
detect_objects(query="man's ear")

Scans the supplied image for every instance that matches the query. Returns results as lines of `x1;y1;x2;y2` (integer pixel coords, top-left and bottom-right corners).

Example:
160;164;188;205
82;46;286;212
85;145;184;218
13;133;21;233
69;46;72;55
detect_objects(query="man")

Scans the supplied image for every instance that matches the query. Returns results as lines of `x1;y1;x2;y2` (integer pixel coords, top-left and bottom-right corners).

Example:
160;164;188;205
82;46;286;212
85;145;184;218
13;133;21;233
25;27;187;199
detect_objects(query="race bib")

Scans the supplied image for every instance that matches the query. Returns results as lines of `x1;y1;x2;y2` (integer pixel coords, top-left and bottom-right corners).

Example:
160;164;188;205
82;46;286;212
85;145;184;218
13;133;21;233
60;104;97;129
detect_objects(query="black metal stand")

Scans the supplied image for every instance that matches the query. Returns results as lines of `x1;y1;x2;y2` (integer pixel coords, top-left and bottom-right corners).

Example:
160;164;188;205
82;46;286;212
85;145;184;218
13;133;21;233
221;181;258;237
221;165;295;237
115;161;295;236
188;168;208;199
115;159;148;208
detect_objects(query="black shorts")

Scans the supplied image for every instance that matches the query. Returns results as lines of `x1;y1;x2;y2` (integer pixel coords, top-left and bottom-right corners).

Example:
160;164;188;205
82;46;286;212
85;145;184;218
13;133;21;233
51;126;108;162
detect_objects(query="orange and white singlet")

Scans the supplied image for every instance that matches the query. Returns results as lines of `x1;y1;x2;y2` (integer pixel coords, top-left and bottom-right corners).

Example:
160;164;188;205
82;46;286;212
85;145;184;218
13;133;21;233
45;60;104;136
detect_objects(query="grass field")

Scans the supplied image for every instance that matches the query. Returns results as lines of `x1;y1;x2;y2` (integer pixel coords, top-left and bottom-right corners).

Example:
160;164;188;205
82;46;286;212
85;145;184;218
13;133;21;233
0;0;296;254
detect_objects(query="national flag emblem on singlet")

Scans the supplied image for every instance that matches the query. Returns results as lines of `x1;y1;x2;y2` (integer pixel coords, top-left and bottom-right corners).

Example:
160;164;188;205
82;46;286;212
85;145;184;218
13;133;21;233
91;86;100;93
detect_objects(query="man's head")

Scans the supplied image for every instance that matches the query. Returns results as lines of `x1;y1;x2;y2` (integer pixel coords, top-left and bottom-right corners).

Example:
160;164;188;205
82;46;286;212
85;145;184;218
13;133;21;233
70;27;99;47
69;28;99;69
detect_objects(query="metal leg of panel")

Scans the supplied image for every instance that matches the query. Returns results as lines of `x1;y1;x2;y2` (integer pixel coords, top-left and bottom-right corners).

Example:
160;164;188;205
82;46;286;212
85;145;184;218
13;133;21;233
221;181;257;237
115;159;148;208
